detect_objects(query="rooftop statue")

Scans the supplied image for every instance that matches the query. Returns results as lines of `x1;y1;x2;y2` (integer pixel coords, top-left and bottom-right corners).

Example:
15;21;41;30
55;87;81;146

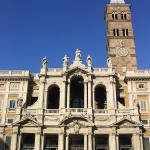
107;57;112;68
42;56;48;68
75;49;81;61
86;55;92;67
63;55;69;66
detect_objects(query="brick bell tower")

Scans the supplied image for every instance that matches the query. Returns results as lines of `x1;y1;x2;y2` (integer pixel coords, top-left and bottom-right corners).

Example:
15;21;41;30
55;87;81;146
105;0;137;74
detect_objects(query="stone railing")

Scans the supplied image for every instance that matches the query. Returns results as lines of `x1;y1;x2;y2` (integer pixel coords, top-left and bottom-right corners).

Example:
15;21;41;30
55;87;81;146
126;70;150;77
93;68;109;73
45;109;59;113
0;70;30;76
94;109;108;113
22;109;37;115
47;68;63;72
116;108;132;114
66;108;87;113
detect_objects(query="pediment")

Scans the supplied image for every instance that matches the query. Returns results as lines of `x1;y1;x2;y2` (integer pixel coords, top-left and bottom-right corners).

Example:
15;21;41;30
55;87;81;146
63;67;89;76
110;117;142;127
13;114;41;127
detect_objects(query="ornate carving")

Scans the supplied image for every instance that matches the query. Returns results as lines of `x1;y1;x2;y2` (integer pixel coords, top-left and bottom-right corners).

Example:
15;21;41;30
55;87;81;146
74;120;81;133
17;97;23;107
95;117;110;121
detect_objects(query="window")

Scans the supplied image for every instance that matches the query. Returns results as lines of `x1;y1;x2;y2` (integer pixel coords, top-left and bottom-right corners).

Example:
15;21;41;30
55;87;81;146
144;137;150;150
113;29;119;36
5;136;11;150
0;83;5;90
121;12;127;20
140;101;147;111
137;83;147;89
123;29;129;36
7;100;16;109
112;12;118;20
142;120;148;125
7;119;13;124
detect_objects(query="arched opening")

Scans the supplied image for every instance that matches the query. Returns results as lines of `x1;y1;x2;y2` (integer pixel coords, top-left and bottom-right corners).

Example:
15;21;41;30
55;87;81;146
70;76;84;108
95;85;107;109
47;85;60;109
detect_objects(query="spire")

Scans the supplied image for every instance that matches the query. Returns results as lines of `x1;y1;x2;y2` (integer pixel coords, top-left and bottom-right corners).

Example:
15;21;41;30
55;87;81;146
110;0;125;4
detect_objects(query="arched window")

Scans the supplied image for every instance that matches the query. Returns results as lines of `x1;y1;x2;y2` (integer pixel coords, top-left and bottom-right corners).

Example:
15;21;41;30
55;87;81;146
47;86;60;109
121;12;127;20
113;29;119;36
112;12;118;20
70;76;84;108
123;29;129;36
95;85;107;109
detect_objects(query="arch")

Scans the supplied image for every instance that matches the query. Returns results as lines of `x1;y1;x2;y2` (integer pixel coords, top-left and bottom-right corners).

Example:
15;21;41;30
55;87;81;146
47;84;60;109
112;12;118;20
94;84;107;109
59;116;94;126
70;76;84;108
121;12;127;20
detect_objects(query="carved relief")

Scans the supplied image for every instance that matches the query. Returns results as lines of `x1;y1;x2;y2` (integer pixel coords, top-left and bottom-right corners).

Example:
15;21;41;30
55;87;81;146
95;117;110;122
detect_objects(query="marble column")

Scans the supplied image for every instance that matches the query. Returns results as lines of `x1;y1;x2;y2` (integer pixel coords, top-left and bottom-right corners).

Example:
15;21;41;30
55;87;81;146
88;133;93;150
84;134;88;150
88;80;92;108
11;131;18;150
0;132;4;149
35;132;41;150
116;134;119;150
133;133;142;150
109;133;117;150
67;81;70;108
84;82;87;108
62;80;66;108
44;90;48;109
92;90;95;109
65;134;69;150
58;133;64;150
18;133;22;150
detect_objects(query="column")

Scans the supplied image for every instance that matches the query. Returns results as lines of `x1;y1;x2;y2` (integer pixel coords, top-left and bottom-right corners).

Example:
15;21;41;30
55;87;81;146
133;133;142;150
84;134;88;150
67;81;70;108
41;134;45;150
140;133;144;150
18;133;22;150
11;131;18;150
35;132;41;150
88;133;93;150
62;80;66;108
58;133;64;150
0;132;4;149
116;134;119;150
88;80;92;108
84;82;87;108
92;90;95;109
44;90;48;109
65;134;69;150
109;133;117;150
39;78;46;108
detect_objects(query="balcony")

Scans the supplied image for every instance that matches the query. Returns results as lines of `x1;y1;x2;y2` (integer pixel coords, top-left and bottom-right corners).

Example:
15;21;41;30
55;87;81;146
22;144;34;150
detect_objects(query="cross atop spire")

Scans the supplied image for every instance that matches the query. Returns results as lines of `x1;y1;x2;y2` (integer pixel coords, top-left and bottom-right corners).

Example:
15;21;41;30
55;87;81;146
110;0;125;4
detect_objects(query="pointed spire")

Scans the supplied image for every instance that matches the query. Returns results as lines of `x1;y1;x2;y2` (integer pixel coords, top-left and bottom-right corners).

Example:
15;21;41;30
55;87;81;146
110;0;125;4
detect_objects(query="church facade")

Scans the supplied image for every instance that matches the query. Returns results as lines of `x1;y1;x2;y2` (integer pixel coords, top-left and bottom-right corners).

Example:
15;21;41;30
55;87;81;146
0;0;150;150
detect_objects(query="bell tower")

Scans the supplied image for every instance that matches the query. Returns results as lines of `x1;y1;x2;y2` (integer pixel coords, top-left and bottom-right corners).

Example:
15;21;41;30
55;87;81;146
105;0;137;74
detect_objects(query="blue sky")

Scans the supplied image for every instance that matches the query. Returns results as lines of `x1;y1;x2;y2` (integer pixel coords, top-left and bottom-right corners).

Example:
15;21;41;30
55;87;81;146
0;0;150;72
